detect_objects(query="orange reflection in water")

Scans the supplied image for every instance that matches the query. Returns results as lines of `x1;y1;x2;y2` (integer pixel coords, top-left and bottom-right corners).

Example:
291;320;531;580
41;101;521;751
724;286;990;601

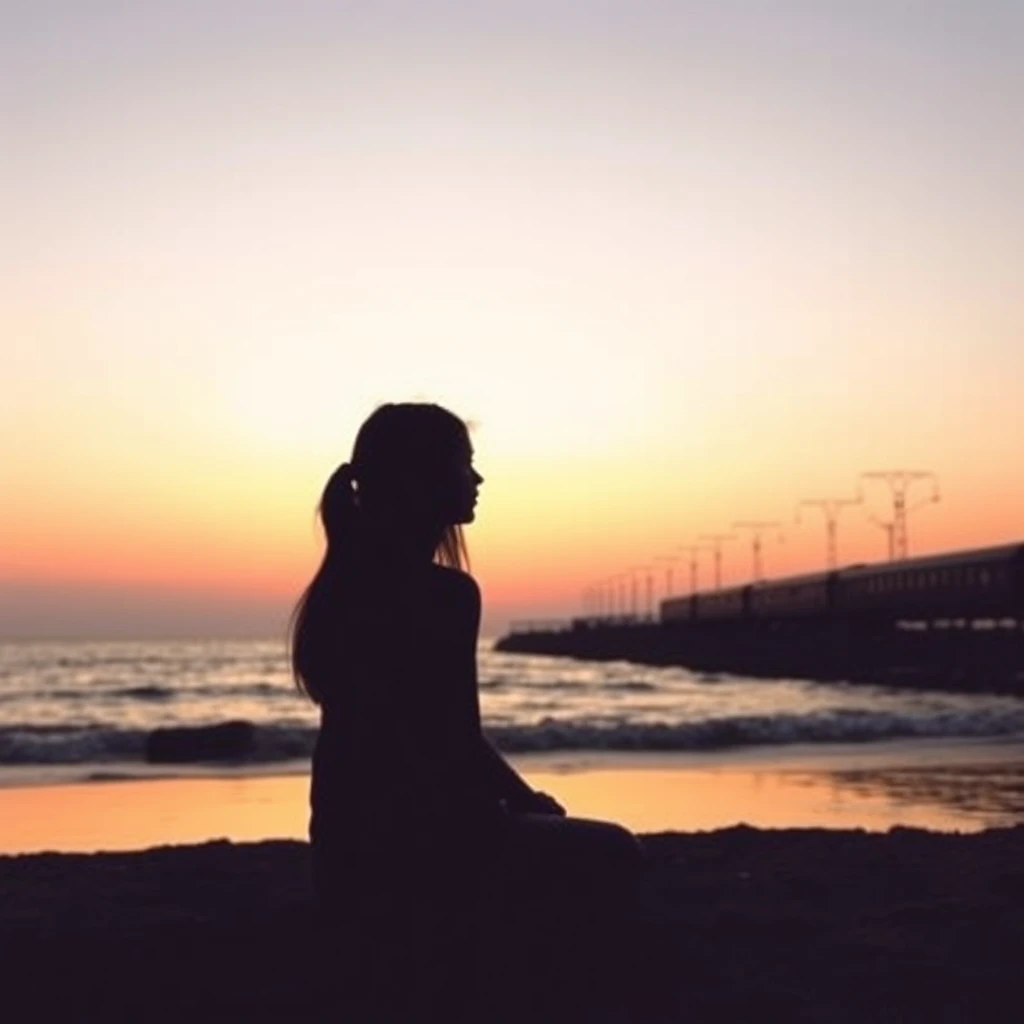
526;764;1000;835
1;753;1014;856
0;775;311;855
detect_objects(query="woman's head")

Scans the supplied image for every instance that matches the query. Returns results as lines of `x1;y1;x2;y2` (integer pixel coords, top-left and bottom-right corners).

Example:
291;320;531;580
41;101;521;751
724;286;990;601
319;403;481;564
292;403;481;702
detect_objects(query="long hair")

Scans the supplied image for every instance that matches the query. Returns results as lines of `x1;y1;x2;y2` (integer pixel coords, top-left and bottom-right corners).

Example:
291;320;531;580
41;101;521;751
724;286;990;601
290;403;471;704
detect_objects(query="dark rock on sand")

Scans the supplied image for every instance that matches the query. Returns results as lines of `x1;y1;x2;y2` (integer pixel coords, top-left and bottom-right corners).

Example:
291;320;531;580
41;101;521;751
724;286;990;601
2;826;1023;1022
145;720;256;762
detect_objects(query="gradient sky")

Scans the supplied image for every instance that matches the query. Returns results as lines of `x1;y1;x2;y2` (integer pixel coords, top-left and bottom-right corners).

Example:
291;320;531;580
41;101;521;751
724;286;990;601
3;0;1023;638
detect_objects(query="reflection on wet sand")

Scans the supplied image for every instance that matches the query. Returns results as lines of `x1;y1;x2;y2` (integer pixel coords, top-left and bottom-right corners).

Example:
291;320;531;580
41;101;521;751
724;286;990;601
522;741;1024;834
2;743;1023;854
526;762;1021;835
826;762;1024;824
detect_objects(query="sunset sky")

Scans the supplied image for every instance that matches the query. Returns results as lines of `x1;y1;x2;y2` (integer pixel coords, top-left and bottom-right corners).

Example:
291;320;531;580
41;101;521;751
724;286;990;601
3;0;1022;639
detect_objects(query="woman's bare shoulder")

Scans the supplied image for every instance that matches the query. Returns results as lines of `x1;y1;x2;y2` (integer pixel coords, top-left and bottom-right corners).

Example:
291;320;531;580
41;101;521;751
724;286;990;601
421;564;480;612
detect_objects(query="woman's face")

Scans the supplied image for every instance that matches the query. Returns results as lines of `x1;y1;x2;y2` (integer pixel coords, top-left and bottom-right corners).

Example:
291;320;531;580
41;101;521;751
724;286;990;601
437;436;483;525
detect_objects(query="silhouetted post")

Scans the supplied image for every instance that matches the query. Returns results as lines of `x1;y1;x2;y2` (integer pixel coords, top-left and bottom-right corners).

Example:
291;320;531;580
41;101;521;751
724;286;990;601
732;521;782;582
698;535;735;590
795;497;862;569
655;555;677;601
677;545;704;595
868;515;896;562
603;576;616;619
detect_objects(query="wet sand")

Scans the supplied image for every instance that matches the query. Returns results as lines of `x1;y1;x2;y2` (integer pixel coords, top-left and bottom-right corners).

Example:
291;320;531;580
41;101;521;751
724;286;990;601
2;826;1022;1022
2;740;1022;854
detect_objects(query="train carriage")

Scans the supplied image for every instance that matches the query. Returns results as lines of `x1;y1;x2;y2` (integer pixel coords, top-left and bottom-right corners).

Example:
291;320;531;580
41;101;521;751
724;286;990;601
835;543;1024;620
657;541;1024;627
693;585;751;621
749;571;835;619
661;594;697;623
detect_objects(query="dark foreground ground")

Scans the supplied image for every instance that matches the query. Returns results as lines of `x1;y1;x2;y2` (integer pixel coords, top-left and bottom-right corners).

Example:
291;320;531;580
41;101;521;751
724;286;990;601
2;826;1023;1023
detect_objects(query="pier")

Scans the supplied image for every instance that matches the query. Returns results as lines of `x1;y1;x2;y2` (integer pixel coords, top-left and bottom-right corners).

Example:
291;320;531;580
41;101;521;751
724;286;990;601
496;542;1024;695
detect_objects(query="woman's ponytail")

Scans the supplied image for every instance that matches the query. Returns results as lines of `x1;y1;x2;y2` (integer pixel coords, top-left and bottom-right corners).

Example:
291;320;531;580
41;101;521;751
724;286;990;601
319;462;359;547
290;461;361;703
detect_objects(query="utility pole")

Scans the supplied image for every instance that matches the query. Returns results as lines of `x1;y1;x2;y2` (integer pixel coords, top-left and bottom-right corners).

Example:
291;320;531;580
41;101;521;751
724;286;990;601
628;567;642;618
604;576;616;618
654;555;678;602
859;471;940;561
731;521;782;582
795;497;862;569
676;545;705;595
697;534;735;590
867;515;896;562
643;566;654;619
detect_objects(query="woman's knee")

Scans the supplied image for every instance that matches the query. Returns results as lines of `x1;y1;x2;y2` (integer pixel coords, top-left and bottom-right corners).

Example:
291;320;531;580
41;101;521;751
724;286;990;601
567;817;645;875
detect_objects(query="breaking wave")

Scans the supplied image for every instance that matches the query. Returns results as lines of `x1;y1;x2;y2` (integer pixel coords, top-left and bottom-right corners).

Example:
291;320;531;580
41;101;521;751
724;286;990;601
2;706;1024;766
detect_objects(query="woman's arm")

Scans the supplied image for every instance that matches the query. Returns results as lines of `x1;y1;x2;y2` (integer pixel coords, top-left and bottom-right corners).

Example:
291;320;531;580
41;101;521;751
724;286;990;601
419;569;569;815
439;568;565;814
478;734;544;809
479;737;566;815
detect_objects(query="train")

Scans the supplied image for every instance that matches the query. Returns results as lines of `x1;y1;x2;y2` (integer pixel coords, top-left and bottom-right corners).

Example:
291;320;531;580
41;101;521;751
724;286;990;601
659;542;1024;625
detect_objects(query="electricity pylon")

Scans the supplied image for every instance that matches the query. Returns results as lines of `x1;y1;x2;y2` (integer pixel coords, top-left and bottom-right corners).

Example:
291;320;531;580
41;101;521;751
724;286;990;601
859;471;940;561
697;534;735;590
731;521;782;582
795;497;862;569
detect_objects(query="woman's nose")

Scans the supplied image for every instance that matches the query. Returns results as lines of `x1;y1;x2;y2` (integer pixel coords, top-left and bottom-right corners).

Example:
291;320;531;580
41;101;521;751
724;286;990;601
473;469;484;485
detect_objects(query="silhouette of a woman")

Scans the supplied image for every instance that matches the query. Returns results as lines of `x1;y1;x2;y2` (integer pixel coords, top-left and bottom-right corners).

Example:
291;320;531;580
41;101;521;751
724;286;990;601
291;402;642;1013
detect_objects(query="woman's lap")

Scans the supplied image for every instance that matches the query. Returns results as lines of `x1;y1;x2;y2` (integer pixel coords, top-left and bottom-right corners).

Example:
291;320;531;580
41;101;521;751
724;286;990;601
311;811;644;920
497;813;642;872
311;813;645;1016
489;813;645;909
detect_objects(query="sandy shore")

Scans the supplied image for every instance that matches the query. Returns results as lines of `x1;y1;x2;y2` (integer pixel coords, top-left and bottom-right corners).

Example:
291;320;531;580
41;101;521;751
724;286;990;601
2;825;1022;1022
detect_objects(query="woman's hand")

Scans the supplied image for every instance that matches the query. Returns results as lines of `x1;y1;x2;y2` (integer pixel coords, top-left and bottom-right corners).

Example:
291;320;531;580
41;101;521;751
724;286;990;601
526;789;567;816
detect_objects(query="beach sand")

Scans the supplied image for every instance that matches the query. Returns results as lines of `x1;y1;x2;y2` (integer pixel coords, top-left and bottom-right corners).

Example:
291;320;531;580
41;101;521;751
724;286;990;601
1;746;1022;1019
2;825;1022;1022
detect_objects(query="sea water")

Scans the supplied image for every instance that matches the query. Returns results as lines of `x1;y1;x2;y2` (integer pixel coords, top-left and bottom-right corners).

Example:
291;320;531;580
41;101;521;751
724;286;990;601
2;638;1024;785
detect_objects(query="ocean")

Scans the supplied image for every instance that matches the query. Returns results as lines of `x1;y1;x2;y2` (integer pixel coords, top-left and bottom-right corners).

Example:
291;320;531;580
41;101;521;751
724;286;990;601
2;638;1024;787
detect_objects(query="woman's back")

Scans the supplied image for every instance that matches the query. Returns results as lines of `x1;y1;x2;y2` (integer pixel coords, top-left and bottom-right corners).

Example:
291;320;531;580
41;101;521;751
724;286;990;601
309;560;499;853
